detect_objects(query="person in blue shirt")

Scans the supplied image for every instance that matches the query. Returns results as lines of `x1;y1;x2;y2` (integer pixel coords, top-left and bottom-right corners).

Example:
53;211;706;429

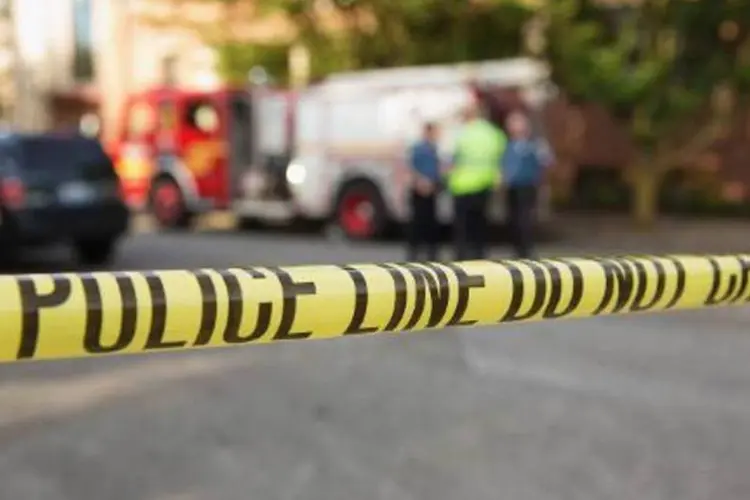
502;111;553;258
406;122;442;261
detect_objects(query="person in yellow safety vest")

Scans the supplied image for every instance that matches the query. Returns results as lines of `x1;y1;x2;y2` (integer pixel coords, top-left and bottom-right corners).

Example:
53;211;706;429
445;100;508;261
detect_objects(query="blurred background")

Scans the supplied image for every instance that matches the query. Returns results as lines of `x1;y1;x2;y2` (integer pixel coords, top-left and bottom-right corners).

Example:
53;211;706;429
0;2;750;500
1;0;748;225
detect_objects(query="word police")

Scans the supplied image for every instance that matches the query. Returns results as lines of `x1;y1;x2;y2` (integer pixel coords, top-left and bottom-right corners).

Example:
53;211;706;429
12;255;750;361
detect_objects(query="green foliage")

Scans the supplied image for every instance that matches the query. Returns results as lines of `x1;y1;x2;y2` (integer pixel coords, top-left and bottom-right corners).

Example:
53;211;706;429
545;0;750;223
215;43;290;84
212;0;534;81
401;0;533;66
214;39;353;85
331;0;533;68
544;0;750;149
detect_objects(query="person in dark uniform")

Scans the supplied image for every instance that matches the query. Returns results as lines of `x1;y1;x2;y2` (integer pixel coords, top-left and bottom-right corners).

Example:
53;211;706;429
406;122;442;261
502;111;553;258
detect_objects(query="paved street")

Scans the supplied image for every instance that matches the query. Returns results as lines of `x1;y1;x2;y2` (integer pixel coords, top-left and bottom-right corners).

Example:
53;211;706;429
1;227;750;500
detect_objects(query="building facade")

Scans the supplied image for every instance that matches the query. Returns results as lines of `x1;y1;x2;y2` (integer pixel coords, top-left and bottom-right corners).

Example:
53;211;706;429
5;0;295;138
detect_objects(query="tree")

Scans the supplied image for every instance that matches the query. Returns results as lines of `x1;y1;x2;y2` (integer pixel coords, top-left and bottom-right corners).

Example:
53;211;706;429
541;0;750;225
313;0;533;68
161;0;534;83
139;0;535;84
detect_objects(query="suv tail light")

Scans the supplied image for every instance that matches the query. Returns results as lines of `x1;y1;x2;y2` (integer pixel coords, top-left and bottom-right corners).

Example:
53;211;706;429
1;177;25;209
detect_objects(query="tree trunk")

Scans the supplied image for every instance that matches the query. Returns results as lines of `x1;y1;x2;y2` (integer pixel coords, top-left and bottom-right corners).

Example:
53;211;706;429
631;166;660;228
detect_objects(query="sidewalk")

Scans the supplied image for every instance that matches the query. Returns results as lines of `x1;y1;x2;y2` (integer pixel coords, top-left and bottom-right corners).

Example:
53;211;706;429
556;214;750;255
131;211;750;255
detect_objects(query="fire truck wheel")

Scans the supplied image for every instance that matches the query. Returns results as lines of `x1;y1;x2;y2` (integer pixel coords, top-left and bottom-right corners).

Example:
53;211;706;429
150;177;194;230
237;216;261;230
334;181;389;241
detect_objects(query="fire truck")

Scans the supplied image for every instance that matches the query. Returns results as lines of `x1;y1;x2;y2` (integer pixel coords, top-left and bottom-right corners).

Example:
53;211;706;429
111;57;554;240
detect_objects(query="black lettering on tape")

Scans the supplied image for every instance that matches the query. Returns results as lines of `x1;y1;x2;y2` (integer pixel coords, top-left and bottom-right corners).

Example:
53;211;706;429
624;258;648;311
193;270;218;346
663;257;687;309
728;257;750;303
82;275;138;354
705;258;735;306
143;274;184;350
401;265;427;330
378;264;408;331
117;276;138;346
343;266;378;335
444;263;484;326
219;271;244;344
497;261;548;322
629;258;666;312
17;275;72;359
705;257;750;306
499;261;568;323
422;263;451;327
224;268;272;344
594;259;636;315
270;267;316;340
542;259;584;319
705;258;729;305
400;263;450;330
81;276;103;352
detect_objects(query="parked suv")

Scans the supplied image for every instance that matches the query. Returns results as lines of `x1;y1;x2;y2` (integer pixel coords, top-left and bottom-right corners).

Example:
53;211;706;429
0;133;130;265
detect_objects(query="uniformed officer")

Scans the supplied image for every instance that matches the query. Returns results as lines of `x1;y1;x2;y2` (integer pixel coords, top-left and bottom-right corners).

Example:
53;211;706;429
406;122;441;261
503;111;553;259
446;101;508;261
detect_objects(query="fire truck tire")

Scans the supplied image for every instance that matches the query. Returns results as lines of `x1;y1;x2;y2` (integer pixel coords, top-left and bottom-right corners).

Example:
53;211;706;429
149;177;194;230
237;216;261;230
333;180;390;241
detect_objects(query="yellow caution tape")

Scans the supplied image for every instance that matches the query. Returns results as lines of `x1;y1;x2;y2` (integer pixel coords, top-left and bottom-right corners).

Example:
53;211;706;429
1;255;748;363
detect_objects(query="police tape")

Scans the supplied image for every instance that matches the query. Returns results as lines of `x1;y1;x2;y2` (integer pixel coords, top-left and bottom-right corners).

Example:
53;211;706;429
1;254;749;363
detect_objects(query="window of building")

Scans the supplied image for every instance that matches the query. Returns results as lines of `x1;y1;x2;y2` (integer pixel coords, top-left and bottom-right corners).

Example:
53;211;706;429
73;0;94;81
161;55;178;86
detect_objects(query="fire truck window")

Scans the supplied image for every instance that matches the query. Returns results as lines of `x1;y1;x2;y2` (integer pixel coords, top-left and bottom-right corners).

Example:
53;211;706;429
230;96;252;166
158;101;177;132
127;102;155;139
185;100;219;134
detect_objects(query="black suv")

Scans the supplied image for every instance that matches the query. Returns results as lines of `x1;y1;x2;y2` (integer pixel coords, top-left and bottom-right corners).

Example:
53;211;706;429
0;133;129;265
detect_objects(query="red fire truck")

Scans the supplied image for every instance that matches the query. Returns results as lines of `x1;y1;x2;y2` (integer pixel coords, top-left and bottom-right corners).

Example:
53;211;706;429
110;58;554;239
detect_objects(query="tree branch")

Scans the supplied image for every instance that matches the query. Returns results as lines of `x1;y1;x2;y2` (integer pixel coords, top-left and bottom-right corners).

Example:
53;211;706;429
653;118;724;171
653;83;738;170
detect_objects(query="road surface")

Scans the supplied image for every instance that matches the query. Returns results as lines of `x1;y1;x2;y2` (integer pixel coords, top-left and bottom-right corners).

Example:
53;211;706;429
1;228;750;500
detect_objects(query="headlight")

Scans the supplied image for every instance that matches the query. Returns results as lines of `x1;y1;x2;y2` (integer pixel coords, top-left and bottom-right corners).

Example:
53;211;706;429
286;161;306;185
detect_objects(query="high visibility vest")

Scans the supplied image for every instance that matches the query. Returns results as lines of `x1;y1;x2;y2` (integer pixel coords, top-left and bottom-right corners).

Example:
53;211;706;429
448;119;507;196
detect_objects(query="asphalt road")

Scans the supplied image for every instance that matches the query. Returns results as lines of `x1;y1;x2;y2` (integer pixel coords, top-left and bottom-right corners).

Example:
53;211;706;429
1;228;750;500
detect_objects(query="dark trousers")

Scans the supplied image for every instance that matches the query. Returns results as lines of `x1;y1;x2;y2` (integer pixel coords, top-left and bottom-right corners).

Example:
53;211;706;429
407;190;439;261
507;185;537;258
453;190;491;261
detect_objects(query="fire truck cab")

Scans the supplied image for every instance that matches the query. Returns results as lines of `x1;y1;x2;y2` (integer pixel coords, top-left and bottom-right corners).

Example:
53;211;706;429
113;85;288;226
113;58;554;239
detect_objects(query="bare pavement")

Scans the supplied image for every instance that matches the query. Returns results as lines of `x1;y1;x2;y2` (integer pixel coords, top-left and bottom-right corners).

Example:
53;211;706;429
1;218;750;500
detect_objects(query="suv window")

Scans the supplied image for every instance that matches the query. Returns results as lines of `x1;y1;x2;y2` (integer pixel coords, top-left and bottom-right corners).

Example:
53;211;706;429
15;136;117;183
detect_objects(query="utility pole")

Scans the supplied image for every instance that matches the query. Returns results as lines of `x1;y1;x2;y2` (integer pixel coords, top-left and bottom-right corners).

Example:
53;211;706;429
0;0;17;127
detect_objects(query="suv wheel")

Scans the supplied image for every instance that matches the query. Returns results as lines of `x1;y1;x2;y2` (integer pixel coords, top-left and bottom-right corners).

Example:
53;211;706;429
74;238;117;266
